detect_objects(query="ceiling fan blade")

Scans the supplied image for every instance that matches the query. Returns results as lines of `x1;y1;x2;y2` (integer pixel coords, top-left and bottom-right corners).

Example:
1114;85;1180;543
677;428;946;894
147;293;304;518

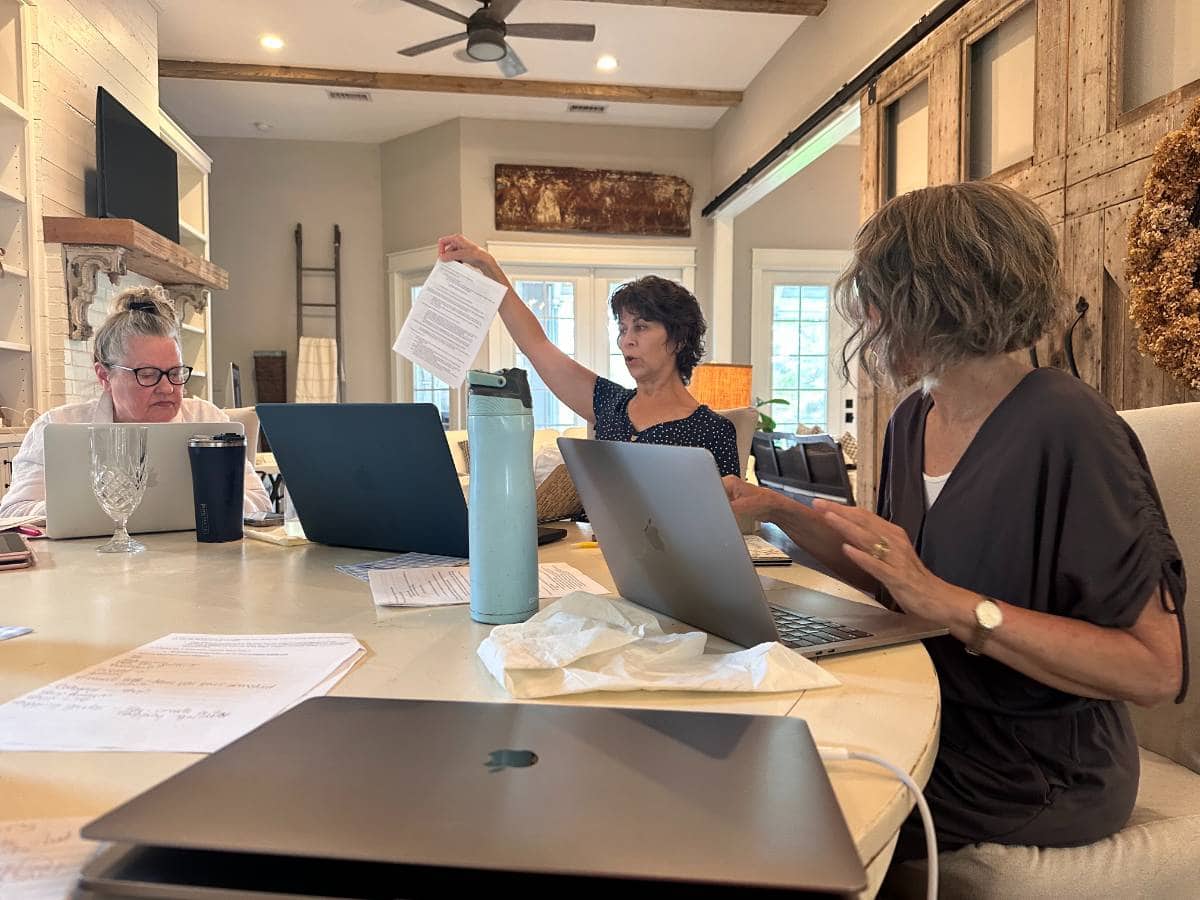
397;32;469;56
488;0;523;20
505;23;596;42
398;0;469;24
497;44;527;78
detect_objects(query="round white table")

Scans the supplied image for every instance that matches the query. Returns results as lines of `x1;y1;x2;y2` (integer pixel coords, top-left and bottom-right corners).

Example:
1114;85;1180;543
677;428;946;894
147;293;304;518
2;524;940;897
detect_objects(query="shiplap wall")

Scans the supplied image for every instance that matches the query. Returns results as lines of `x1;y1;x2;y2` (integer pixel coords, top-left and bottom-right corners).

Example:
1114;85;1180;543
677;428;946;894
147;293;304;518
32;0;159;409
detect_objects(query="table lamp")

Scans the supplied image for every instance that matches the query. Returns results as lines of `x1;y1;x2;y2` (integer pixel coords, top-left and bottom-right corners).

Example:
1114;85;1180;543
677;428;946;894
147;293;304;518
688;363;753;410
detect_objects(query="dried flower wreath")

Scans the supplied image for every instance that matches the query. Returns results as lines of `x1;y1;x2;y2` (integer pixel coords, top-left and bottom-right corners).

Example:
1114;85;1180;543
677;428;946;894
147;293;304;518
1127;99;1200;389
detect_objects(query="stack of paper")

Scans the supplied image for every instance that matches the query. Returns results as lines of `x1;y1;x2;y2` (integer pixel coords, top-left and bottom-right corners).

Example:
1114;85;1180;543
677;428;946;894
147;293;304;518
0;818;97;899
336;552;467;582
0;633;364;754
369;562;608;608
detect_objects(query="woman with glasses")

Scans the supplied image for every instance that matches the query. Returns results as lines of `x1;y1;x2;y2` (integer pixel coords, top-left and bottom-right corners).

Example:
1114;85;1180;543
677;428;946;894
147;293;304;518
0;286;271;517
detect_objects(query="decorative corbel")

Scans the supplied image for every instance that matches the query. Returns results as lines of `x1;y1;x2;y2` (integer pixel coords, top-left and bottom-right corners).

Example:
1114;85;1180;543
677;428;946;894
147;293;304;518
65;246;128;341
164;284;210;324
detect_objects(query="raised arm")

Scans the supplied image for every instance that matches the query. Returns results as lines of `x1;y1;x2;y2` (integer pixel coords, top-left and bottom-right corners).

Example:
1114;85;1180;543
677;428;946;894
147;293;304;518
437;235;598;423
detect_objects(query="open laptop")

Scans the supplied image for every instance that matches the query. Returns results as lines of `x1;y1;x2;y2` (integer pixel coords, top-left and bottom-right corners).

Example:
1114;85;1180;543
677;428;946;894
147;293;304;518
80;698;867;897
255;403;564;556
43;422;243;539
559;438;946;658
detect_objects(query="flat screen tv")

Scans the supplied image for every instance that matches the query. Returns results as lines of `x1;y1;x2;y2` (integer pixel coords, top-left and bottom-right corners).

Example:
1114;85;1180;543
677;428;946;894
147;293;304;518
96;87;180;244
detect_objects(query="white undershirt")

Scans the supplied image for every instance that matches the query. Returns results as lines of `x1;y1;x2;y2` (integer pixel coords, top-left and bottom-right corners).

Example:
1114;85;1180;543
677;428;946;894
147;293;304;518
923;470;953;509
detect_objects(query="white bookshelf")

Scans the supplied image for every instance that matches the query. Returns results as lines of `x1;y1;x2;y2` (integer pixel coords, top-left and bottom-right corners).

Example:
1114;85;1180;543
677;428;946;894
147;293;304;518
160;109;215;404
0;0;38;425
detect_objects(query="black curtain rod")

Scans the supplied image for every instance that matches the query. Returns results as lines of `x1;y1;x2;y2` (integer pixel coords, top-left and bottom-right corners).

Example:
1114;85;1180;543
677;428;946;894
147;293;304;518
702;0;971;218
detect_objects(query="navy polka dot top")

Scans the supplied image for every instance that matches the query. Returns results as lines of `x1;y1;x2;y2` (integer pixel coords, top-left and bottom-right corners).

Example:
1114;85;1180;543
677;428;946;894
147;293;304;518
592;377;741;477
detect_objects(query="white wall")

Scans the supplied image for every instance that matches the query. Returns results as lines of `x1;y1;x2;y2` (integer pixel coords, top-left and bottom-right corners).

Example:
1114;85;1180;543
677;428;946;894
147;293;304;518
712;0;933;191
34;0;161;407
204;138;387;404
731;145;860;363
381;119;462;254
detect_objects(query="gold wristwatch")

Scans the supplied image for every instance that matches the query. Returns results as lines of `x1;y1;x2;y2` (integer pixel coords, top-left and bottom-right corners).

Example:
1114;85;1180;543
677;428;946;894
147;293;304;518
965;598;1003;656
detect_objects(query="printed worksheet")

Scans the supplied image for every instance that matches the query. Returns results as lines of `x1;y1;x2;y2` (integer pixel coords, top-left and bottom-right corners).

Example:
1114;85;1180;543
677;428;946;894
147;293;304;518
369;563;608;608
393;258;507;388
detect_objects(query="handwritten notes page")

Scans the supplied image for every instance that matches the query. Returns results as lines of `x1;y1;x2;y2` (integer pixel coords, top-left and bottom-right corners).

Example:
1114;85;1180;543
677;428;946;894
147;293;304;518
368;562;608;608
392;259;508;388
0;633;365;754
0;817;96;899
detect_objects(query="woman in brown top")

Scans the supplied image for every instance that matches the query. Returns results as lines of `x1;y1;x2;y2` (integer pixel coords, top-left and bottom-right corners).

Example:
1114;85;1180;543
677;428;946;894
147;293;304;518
725;182;1187;854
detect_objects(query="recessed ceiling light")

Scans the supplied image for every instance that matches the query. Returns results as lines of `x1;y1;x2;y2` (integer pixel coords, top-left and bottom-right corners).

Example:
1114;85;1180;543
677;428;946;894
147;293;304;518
596;54;619;72
253;121;274;132
259;34;285;50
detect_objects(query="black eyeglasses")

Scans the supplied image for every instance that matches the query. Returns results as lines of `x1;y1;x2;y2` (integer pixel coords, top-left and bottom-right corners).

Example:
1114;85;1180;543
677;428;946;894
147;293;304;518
108;364;194;387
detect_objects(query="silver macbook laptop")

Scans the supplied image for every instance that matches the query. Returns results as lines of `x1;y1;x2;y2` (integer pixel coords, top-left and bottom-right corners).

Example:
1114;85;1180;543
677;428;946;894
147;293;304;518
81;698;867;897
558;438;947;658
43;422;243;539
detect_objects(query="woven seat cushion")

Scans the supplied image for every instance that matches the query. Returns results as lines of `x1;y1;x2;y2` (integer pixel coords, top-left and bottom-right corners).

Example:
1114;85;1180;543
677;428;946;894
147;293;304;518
882;748;1200;900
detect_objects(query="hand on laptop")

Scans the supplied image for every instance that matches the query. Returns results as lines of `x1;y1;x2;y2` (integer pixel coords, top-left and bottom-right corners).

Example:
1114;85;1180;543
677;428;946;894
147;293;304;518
722;476;781;522
811;500;966;628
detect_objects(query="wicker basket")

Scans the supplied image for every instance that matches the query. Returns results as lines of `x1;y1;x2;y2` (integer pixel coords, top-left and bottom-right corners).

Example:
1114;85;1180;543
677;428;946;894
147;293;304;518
536;463;584;523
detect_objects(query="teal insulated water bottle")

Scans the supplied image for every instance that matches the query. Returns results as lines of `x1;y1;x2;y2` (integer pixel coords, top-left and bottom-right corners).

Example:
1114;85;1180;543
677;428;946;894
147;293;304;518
467;368;538;624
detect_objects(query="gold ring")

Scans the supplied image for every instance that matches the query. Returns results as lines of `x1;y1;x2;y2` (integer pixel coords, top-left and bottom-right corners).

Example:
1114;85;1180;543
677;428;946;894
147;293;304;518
870;537;890;561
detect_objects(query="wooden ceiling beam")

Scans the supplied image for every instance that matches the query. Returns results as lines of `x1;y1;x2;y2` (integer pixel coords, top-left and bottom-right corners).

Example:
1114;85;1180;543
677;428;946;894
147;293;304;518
563;0;825;14
158;60;743;107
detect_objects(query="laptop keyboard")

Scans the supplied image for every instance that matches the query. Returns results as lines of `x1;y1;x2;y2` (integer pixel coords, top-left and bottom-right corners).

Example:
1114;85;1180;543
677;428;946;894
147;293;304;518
769;605;873;649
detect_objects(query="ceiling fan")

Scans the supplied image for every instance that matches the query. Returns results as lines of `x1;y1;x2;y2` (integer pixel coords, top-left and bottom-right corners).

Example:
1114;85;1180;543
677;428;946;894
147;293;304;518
395;1;596;79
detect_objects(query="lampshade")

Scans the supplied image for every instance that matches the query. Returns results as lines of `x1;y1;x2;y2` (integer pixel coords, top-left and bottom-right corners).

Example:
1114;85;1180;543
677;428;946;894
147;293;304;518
688;363;753;410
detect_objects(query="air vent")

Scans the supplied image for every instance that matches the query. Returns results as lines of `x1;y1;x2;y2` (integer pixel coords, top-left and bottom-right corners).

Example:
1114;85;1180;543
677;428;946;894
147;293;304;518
327;90;372;102
567;102;608;115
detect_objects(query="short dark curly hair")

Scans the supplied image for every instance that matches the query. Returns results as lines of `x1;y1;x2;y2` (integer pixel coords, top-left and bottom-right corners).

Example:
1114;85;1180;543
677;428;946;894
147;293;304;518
610;276;707;384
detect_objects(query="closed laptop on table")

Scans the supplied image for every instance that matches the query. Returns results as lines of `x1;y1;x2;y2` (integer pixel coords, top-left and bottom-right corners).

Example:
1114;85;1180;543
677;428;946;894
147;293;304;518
81;697;867;897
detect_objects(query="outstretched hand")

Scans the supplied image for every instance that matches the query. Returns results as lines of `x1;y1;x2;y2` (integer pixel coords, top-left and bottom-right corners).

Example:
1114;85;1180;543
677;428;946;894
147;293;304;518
437;234;507;287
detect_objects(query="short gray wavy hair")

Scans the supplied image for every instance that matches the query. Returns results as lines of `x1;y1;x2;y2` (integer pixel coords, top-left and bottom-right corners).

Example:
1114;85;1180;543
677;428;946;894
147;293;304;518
92;286;180;367
835;181;1065;388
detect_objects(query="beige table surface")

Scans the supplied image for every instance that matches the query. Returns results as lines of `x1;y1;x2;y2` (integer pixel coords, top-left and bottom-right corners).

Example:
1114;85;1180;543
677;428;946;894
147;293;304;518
1;524;939;897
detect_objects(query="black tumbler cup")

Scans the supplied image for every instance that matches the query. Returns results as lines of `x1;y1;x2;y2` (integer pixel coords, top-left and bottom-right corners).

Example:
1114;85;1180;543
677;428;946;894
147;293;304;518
187;433;245;543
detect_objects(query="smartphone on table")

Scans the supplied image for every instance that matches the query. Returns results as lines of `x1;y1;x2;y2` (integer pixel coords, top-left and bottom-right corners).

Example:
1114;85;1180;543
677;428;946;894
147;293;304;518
0;531;35;570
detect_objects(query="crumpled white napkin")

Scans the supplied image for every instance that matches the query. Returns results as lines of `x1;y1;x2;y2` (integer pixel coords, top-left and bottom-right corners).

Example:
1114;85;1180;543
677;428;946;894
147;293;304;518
477;592;841;699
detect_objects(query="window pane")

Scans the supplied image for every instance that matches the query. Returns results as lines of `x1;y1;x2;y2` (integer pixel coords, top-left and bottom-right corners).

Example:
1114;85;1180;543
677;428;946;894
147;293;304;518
799;322;828;355
886;80;929;199
771;321;801;357
968;2;1036;178
797;356;827;390
773;287;800;320
1123;0;1200;111
408;282;450;424
514;280;582;429
796;391;827;430
771;358;798;391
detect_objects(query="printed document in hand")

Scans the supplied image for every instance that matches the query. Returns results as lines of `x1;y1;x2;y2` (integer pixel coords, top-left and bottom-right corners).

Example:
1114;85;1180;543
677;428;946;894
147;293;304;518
0;633;365;754
0;817;97;900
393;258;507;388
369;562;608;608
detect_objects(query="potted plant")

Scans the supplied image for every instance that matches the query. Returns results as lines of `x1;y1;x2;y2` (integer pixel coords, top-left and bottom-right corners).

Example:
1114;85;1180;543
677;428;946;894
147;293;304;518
754;397;789;433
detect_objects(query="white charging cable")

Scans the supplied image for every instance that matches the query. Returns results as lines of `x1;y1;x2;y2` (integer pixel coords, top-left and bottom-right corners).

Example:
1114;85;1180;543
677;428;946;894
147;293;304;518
818;746;938;900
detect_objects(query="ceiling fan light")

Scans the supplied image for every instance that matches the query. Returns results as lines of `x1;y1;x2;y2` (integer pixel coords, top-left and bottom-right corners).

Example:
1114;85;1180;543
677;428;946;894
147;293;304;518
467;30;507;61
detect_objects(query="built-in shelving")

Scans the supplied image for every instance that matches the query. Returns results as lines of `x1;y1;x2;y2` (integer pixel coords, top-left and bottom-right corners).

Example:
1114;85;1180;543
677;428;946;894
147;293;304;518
0;0;38;415
181;322;205;334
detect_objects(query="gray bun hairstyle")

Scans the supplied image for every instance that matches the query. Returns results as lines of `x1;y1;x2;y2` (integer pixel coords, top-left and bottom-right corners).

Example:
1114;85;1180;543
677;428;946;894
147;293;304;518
92;285;181;367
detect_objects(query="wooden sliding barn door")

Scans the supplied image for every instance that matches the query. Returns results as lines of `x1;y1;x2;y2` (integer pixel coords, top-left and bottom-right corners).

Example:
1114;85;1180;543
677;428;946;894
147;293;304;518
855;0;1199;509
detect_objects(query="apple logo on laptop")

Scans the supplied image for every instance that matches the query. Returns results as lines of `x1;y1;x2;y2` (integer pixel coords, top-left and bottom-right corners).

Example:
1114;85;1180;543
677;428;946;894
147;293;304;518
643;518;665;552
485;749;538;773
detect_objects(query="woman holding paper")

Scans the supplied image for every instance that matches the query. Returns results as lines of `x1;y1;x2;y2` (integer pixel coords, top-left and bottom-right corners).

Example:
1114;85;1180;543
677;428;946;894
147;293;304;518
436;235;740;477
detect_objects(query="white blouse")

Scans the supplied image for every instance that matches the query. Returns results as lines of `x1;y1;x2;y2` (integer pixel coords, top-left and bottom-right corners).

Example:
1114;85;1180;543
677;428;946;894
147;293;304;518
923;470;953;509
0;394;272;518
